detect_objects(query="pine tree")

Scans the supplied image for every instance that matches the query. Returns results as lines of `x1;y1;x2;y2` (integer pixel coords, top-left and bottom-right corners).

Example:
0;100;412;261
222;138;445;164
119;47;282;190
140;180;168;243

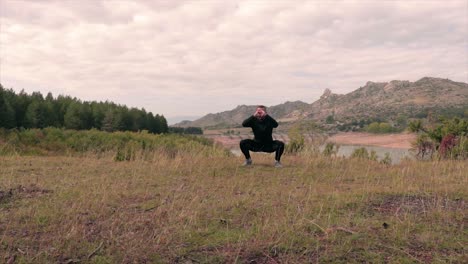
160;115;168;133
0;87;16;128
24;101;47;128
101;110;115;132
64;102;82;129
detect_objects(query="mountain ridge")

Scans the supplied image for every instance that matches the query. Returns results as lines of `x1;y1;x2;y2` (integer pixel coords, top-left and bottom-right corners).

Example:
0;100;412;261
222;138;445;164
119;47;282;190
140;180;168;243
175;77;468;129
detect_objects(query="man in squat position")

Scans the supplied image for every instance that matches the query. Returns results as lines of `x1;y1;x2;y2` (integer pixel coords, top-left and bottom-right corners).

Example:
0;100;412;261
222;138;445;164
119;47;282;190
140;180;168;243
240;105;285;167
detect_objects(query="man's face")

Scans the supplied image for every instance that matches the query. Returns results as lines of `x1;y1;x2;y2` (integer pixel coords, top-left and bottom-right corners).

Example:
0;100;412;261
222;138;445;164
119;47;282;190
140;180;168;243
255;108;266;118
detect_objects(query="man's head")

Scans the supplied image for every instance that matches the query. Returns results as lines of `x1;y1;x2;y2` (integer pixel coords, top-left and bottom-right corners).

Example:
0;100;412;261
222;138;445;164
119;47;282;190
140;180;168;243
254;105;267;119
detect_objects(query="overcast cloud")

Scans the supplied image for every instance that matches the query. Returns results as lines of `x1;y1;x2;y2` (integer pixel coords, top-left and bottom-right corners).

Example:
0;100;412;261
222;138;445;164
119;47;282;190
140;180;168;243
1;0;467;123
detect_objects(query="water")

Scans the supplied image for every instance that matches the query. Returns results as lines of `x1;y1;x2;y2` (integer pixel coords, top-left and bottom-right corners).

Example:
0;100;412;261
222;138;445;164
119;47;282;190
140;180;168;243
325;144;413;164
230;145;414;164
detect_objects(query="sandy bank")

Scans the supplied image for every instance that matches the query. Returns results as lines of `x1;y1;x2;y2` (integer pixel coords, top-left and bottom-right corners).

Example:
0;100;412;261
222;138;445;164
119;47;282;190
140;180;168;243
327;132;416;149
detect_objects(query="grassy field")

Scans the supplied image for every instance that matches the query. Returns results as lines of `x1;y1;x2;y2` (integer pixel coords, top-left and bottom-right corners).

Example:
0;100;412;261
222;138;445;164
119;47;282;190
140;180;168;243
0;141;467;263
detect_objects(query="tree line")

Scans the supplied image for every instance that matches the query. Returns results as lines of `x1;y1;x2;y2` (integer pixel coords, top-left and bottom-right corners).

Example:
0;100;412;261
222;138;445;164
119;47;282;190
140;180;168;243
0;84;168;133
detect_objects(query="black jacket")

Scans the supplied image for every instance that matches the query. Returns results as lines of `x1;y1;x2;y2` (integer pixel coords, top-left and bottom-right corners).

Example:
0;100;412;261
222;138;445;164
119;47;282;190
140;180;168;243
242;115;278;143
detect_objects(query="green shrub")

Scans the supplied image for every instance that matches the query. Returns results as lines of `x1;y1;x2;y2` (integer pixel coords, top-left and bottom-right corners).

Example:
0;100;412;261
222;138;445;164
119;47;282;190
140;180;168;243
286;126;304;154
322;142;339;157
365;122;396;133
350;147;369;159
410;117;467;160
287;136;304;154
380;152;392;165
350;147;382;162
285;121;321;154
369;150;378;161
366;122;380;133
448;136;467;159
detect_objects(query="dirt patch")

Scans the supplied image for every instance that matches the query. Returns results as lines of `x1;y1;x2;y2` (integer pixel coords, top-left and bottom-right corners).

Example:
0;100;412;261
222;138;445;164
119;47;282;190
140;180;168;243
14;184;53;198
170;246;283;264
0;190;13;203
328;132;416;149
0;184;53;203
244;252;279;264
407;243;434;263
368;194;465;216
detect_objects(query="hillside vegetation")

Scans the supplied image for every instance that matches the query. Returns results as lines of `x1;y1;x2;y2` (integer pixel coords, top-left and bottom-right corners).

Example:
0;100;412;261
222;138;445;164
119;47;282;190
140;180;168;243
0;128;222;159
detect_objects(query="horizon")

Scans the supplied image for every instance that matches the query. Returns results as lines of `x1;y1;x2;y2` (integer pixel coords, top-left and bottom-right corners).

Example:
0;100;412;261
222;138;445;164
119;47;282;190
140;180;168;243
2;75;465;125
1;1;467;120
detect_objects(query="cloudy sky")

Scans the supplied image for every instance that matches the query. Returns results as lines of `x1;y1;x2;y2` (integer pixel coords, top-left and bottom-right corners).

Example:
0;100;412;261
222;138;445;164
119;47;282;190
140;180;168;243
1;0;467;123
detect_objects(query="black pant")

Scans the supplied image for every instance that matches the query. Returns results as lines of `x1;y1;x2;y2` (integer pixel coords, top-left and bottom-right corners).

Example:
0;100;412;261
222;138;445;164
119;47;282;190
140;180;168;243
239;139;285;161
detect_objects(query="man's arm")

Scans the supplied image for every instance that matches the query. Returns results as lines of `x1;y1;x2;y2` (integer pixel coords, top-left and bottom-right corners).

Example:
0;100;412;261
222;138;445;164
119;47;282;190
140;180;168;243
267;115;279;128
242;115;255;127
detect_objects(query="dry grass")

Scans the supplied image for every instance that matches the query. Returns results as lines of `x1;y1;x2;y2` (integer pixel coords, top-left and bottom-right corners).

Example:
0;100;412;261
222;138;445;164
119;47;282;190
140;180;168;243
0;151;466;263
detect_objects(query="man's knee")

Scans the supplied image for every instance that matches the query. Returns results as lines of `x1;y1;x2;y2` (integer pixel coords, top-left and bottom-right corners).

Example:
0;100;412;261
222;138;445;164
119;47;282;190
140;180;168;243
275;140;285;148
240;139;252;148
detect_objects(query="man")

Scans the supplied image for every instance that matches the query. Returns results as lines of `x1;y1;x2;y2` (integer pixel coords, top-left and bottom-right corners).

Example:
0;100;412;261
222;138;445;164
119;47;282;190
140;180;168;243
240;105;285;167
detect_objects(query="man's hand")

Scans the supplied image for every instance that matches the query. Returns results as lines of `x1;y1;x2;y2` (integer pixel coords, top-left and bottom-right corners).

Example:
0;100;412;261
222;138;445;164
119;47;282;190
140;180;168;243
254;108;267;119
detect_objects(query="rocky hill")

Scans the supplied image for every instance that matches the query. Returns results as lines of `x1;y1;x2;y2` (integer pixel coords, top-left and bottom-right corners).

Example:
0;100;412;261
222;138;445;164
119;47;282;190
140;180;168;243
176;77;468;129
305;77;468;122
178;101;309;129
